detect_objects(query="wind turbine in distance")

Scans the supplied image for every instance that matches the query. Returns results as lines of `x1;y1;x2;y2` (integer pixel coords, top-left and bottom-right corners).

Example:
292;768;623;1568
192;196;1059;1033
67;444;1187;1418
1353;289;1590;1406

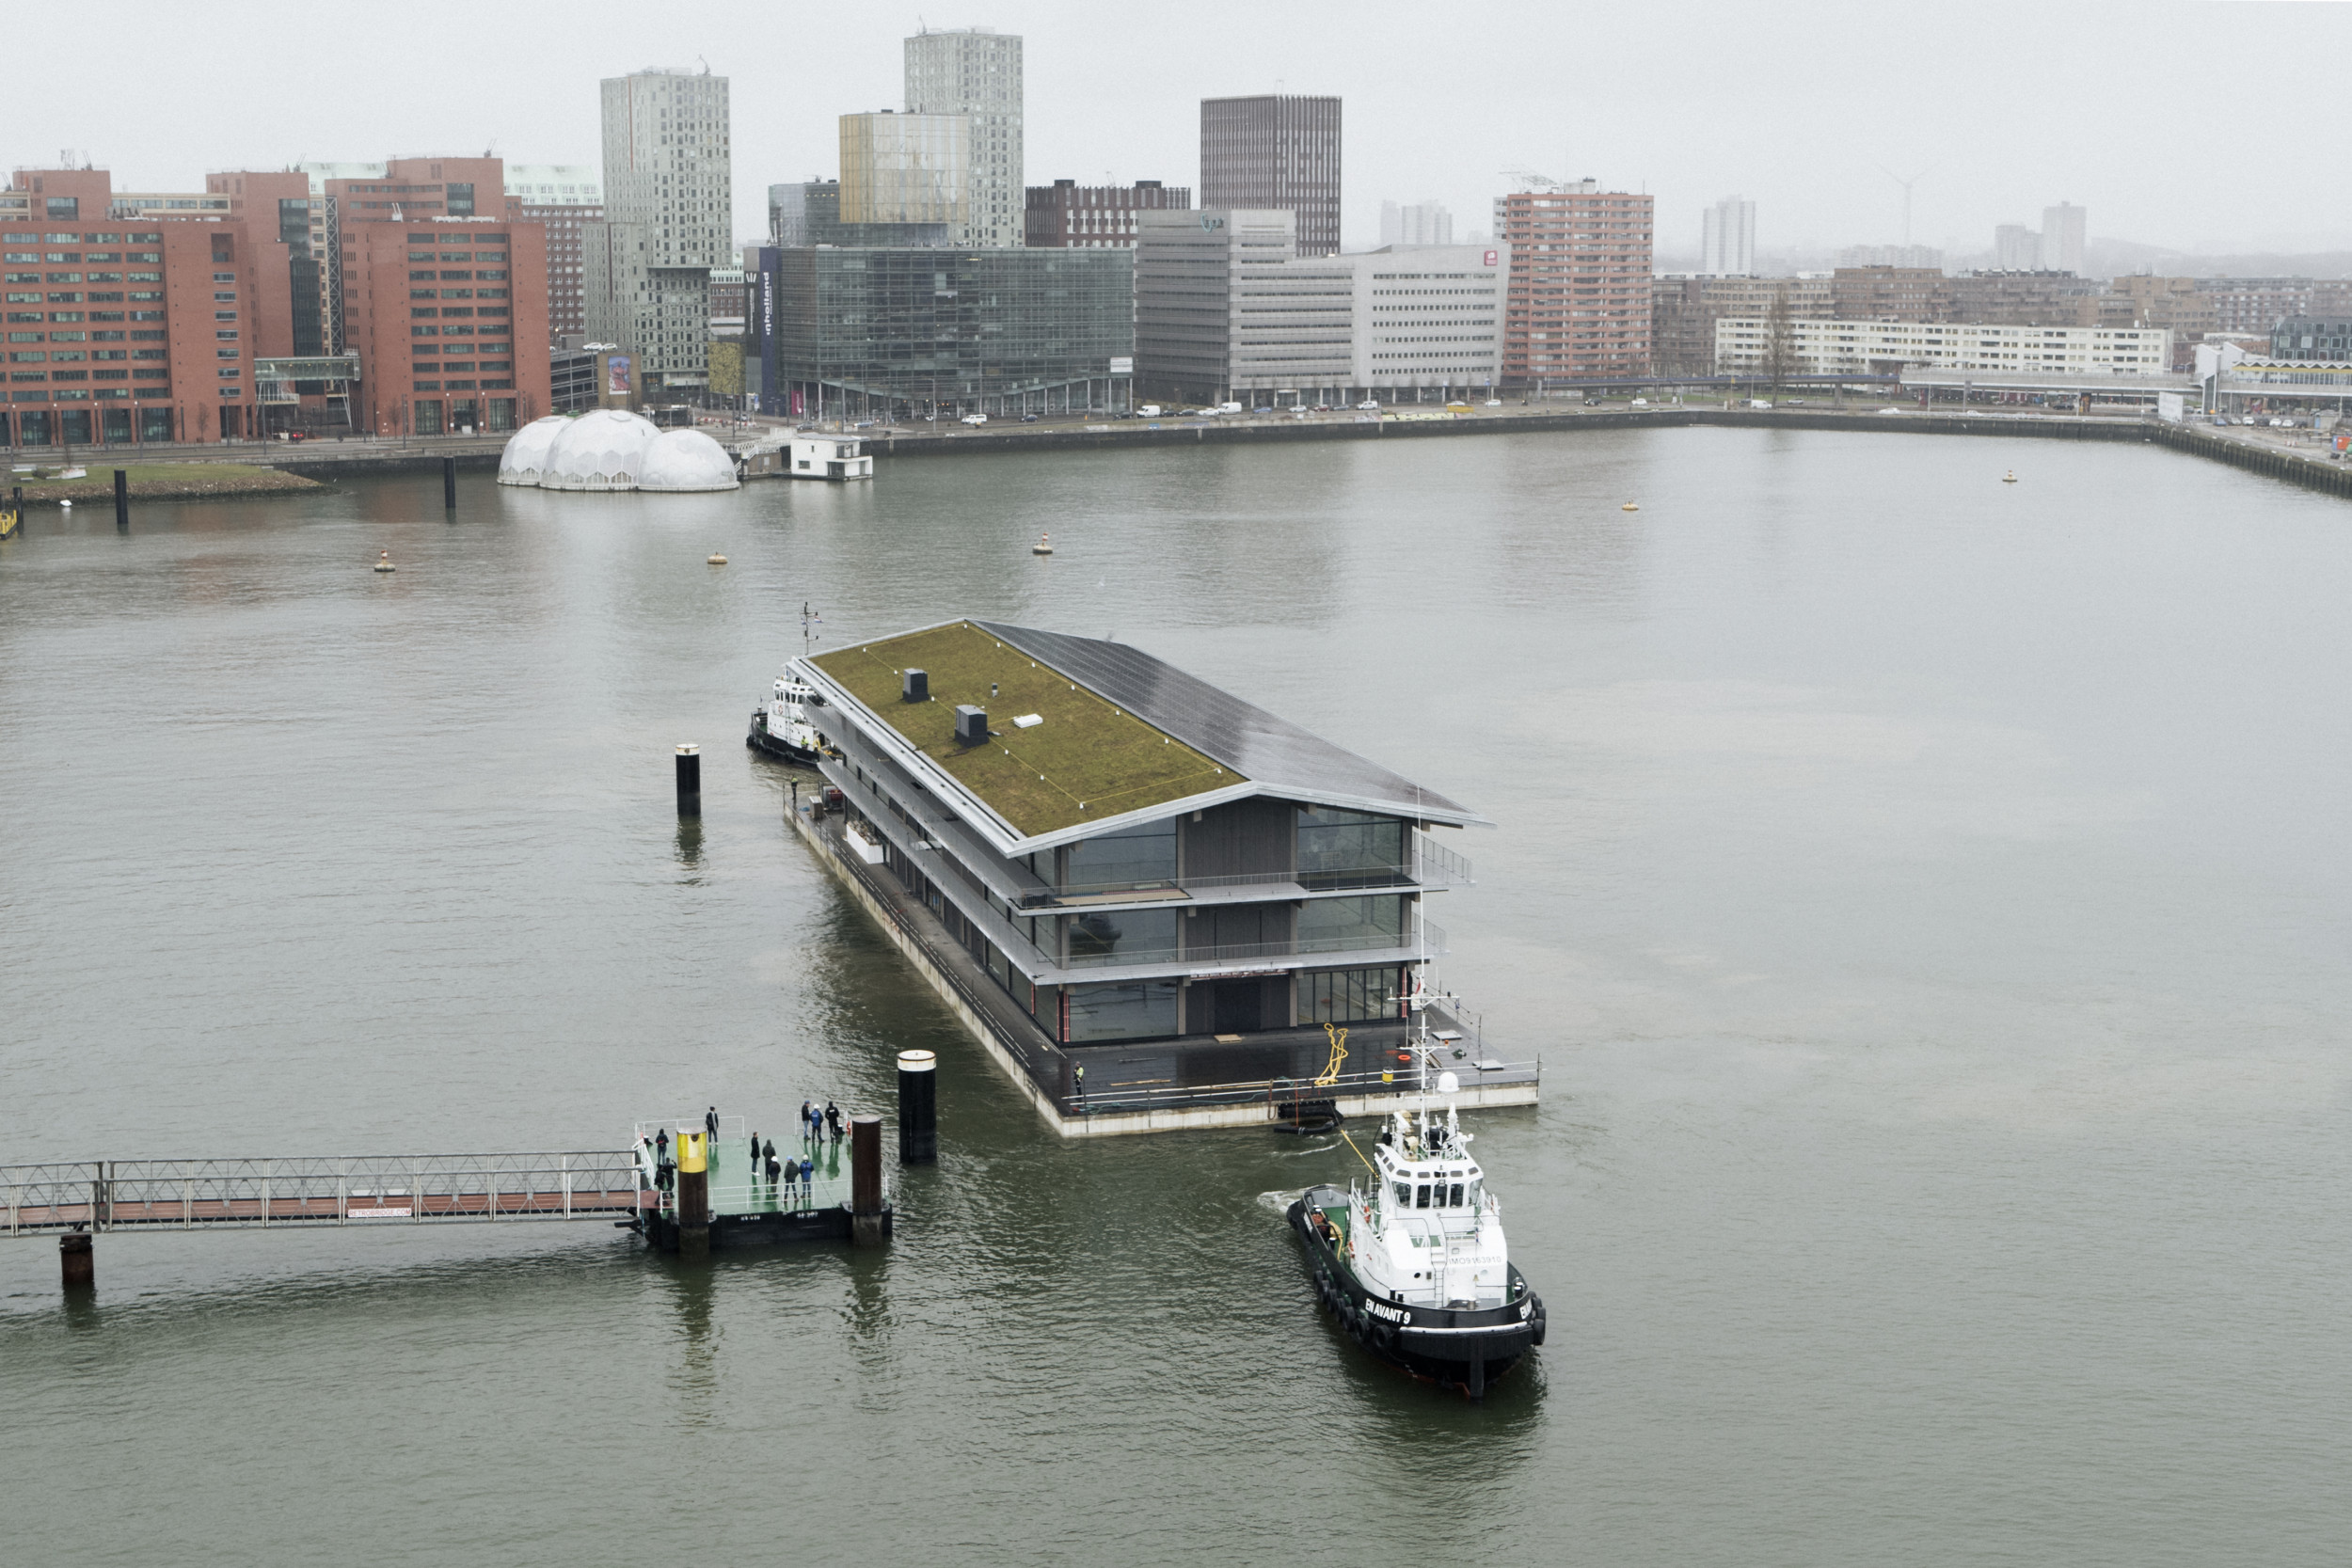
1876;162;1939;247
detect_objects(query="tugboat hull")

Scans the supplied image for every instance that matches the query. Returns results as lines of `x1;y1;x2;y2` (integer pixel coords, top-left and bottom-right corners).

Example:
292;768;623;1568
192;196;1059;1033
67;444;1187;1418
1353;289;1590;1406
747;710;820;765
1288;1188;1543;1396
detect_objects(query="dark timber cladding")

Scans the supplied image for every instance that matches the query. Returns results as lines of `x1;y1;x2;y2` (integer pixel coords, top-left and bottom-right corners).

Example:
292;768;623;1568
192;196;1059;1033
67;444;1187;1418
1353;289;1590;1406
791;615;1494;1090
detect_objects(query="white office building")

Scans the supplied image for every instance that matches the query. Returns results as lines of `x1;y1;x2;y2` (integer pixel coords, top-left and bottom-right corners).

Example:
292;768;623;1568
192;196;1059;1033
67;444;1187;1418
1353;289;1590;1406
1136;210;1505;403
1700;195;1756;276
584;67;733;392
1714;316;2169;377
905;27;1023;247
1379;199;1454;246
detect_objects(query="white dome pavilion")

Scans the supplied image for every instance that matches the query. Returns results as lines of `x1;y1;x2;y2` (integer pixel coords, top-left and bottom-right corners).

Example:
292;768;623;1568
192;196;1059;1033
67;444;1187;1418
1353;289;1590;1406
637;428;741;492
496;416;570;486
540;409;660;491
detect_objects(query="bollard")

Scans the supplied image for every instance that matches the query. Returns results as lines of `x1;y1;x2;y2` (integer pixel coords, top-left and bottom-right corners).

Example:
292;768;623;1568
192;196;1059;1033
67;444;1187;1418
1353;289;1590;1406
675;743;701;817
850;1116;886;1246
897;1050;937;1163
60;1231;93;1290
442;455;456;510
675;1128;710;1259
113;468;128;530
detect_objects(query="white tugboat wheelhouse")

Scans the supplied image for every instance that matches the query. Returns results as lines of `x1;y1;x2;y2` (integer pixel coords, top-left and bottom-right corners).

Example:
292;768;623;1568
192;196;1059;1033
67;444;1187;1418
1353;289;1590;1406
792;619;1490;1071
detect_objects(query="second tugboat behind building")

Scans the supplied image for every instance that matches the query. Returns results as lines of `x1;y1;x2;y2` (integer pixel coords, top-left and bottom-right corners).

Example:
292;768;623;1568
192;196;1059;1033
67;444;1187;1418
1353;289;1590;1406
1288;1037;1544;1398
748;603;829;765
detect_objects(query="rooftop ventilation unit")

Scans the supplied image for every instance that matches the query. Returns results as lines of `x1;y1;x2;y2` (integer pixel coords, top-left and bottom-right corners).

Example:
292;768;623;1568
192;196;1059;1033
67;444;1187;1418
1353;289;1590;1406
954;705;989;746
902;668;929;703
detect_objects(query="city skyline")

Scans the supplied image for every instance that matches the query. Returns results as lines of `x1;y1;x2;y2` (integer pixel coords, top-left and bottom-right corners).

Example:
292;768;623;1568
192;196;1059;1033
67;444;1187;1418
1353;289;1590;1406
8;1;2345;270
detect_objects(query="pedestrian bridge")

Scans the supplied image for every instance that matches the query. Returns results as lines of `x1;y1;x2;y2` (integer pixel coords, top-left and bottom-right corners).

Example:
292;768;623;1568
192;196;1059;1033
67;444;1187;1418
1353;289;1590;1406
2;1152;645;1235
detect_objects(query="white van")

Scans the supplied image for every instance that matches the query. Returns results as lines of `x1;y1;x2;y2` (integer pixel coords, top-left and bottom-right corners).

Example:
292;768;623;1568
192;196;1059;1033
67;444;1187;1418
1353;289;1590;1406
1217;401;1244;414
1136;404;1163;419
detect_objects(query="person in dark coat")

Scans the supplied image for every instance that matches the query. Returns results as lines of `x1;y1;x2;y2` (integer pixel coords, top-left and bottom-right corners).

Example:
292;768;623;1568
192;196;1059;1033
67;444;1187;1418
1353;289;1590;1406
705;1106;719;1141
749;1131;760;1171
655;1129;670;1159
762;1136;776;1169
799;1155;814;1199
800;1101;813;1142
765;1154;782;1187
825;1101;842;1142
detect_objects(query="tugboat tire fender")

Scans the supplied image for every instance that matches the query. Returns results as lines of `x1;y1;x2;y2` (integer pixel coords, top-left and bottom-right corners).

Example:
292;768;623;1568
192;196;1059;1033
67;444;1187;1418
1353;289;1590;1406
1531;1310;1547;1348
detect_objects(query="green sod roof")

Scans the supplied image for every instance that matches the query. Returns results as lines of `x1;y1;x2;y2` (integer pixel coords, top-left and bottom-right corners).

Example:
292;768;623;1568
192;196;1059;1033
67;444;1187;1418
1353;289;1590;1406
813;621;1241;837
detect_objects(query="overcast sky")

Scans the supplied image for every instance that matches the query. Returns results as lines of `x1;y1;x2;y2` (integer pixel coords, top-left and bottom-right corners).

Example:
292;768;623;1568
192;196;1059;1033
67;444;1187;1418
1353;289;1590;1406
11;0;2346;261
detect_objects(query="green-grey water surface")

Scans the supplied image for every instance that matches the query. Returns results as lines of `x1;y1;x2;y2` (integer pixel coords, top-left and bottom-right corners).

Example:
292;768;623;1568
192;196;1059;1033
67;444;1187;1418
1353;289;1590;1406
2;427;2347;1564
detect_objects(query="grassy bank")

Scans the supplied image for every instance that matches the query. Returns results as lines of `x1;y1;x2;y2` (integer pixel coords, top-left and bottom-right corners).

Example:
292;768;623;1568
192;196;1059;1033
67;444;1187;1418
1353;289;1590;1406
6;463;328;504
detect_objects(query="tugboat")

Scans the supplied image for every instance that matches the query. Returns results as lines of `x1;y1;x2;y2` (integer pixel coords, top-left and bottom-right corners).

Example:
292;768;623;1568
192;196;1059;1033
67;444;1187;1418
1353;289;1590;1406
747;603;828;765
1287;1038;1543;1397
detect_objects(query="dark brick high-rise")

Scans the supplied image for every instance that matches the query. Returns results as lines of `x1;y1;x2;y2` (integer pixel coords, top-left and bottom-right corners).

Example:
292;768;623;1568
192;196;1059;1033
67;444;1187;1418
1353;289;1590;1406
1199;95;1341;258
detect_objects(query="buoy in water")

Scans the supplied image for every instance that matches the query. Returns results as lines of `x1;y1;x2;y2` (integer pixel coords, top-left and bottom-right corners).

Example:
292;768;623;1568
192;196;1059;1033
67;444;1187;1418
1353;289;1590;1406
1032;532;1053;555
2002;469;2018;483
373;550;395;573
1621;500;1639;512
707;553;728;565
58;499;72;509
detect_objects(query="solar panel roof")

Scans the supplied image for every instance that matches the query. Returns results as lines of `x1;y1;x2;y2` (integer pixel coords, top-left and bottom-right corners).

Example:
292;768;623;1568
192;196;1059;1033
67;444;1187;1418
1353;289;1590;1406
974;621;1484;830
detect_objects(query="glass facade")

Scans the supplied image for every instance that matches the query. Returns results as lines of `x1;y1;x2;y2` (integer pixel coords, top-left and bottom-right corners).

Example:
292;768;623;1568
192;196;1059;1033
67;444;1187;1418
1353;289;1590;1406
1062;819;1177;892
1296;895;1406;951
1297;805;1406;887
1302;965;1403;1024
763;245;1134;419
1067;978;1181;1043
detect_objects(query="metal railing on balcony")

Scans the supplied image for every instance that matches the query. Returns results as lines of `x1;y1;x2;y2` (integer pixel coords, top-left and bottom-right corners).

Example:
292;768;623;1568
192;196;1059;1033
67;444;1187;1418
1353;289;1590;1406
1062;917;1448;971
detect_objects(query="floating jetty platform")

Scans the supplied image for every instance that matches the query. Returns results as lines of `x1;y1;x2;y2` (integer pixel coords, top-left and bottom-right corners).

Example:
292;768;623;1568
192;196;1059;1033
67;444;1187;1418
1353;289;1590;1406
4;1103;910;1291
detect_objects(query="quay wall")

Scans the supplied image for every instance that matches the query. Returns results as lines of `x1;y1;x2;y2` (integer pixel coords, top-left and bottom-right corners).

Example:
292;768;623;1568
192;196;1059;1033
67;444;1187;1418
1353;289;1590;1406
200;407;2352;507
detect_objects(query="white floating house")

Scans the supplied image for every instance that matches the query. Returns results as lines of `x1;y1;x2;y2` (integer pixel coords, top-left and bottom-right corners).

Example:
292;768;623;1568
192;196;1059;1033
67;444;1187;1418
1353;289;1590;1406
791;435;872;481
497;410;739;493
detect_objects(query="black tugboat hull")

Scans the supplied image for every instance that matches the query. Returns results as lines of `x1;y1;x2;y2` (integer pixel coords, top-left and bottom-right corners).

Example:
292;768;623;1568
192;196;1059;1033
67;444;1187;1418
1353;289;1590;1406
1287;1190;1543;1397
747;712;820;765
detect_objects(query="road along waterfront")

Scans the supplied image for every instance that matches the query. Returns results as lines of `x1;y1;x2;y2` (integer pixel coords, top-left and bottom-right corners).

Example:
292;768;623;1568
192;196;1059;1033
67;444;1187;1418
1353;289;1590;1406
4;426;2350;1565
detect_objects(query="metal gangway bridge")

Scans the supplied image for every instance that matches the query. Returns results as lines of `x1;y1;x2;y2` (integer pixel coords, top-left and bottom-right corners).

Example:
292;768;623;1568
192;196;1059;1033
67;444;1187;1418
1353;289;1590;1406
3;1150;648;1237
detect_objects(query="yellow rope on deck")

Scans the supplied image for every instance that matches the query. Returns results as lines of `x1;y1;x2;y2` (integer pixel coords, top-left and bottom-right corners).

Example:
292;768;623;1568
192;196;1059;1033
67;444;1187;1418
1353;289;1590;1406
1314;1022;1348;1086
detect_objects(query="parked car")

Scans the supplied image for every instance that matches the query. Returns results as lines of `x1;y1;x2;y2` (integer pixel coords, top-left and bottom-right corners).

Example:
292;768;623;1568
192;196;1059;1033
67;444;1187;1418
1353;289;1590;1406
1217;401;1244;414
1253;405;1274;414
1136;404;1163;419
961;413;988;426
1020;413;1041;423
1483;398;1502;406
1747;399;1773;409
1629;397;1649;407
1356;399;1381;410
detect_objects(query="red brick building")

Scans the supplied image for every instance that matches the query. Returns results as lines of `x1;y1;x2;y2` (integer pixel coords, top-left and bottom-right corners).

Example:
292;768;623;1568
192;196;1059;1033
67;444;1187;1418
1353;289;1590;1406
3;166;262;445
1;158;550;448
1493;182;1654;386
317;157;548;435
1024;179;1190;248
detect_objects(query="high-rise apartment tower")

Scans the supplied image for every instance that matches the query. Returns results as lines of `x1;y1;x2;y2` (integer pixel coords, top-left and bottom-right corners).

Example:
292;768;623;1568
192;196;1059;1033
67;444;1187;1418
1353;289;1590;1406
1700;196;1755;276
2041;201;2086;274
1493;181;1654;385
585;67;731;393
1200;96;1342;258
904;27;1023;247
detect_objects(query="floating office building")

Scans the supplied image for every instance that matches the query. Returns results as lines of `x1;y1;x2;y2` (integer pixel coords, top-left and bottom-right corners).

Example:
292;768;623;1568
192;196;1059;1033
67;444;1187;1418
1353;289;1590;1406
786;619;1537;1136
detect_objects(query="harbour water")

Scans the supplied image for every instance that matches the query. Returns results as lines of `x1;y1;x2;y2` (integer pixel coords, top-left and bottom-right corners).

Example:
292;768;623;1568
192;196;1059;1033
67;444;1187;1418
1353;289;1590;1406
3;427;2348;1564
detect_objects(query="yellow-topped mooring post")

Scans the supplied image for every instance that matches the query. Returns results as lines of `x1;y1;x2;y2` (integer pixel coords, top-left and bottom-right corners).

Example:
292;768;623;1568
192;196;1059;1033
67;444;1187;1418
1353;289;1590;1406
675;1129;710;1258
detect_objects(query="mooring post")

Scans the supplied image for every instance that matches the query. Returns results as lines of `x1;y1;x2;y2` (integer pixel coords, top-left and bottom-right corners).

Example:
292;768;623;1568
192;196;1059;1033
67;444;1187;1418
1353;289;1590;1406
60;1230;93;1291
113;468;128;530
675;1128;710;1259
850;1116;886;1246
442;455;456;511
675;743;701;817
897;1050;937;1164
